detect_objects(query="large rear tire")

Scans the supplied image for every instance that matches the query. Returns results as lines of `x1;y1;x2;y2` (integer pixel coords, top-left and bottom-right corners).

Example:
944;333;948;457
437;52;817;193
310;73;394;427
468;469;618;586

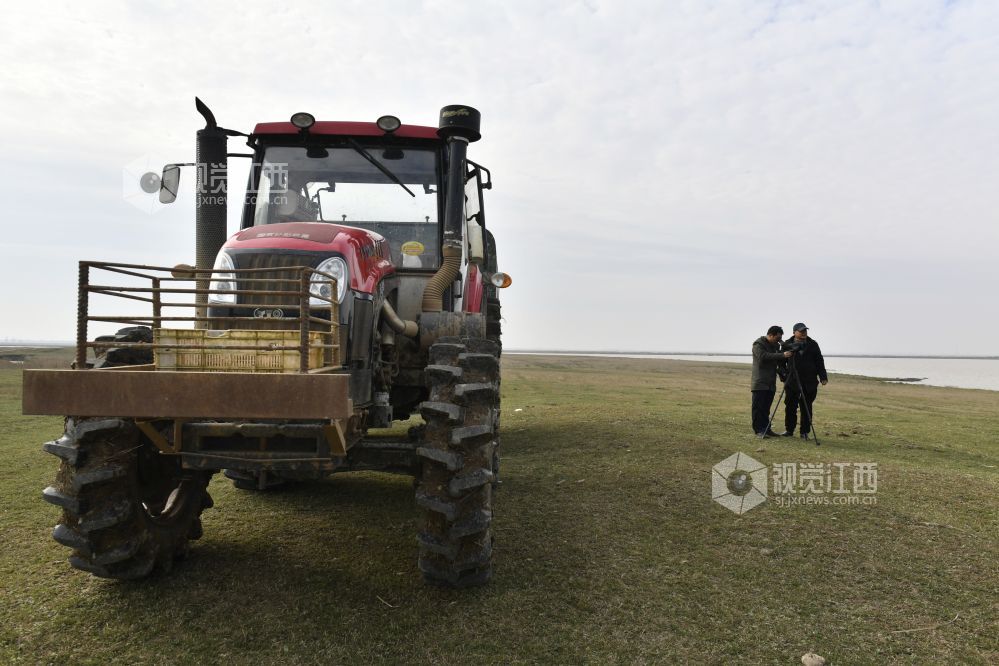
42;417;213;579
416;336;499;587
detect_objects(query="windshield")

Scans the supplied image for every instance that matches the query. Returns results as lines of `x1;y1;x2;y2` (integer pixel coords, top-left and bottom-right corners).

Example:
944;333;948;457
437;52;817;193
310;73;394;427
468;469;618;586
250;145;441;268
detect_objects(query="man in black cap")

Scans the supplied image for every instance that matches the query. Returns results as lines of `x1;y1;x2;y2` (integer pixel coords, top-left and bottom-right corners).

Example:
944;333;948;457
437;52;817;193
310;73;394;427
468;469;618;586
781;323;828;440
751;325;794;437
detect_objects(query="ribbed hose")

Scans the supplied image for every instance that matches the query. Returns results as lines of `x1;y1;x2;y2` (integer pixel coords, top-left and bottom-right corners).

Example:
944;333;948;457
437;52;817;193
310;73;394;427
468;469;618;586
421;244;462;312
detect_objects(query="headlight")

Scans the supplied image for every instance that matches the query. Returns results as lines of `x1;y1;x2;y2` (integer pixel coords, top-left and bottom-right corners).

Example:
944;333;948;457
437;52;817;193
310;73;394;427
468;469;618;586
208;251;236;304
310;256;348;305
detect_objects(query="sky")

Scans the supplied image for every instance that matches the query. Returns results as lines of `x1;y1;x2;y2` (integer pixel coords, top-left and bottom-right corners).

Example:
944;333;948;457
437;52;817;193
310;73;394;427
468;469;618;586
1;0;997;355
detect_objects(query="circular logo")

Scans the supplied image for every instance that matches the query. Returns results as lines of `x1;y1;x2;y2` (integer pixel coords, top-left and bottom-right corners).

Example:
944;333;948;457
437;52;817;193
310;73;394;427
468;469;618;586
254;308;284;318
139;171;161;193
726;470;753;496
712;452;769;514
401;241;425;256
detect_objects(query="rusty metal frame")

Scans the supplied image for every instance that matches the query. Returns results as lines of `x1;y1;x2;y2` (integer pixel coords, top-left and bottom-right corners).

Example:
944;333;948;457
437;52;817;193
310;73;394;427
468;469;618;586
23;261;358;473
23;369;352;420
74;261;340;372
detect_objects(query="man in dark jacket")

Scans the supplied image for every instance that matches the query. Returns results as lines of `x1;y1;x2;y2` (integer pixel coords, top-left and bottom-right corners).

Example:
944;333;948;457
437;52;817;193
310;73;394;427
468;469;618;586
751;326;793;437
782;322;828;440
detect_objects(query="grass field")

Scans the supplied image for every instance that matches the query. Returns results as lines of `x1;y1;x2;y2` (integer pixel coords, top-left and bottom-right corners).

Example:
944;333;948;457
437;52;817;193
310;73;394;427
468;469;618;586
1;353;997;664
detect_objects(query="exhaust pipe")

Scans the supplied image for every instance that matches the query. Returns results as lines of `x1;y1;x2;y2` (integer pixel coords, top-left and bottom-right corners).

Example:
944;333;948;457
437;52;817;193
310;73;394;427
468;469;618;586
421;105;480;313
382;301;418;337
194;97;228;321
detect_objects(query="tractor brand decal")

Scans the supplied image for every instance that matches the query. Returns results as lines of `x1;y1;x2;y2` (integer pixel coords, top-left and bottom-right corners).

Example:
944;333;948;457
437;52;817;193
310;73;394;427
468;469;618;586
401;241;425;256
251;232;311;240
253;308;285;318
442;108;471;118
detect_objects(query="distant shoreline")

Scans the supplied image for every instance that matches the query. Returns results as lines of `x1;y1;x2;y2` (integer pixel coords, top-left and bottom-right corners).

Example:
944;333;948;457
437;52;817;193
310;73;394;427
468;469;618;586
3;344;998;361
507;350;999;361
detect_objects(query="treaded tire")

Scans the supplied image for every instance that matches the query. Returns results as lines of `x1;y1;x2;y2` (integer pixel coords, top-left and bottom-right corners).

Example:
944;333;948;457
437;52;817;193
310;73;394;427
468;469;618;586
483;229;503;484
94;326;153;368
485;296;502;354
42;417;213;579
486;295;503;484
416;336;499;587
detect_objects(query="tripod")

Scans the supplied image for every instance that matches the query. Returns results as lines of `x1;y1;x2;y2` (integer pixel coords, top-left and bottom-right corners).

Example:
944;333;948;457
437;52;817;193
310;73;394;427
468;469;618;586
762;348;821;446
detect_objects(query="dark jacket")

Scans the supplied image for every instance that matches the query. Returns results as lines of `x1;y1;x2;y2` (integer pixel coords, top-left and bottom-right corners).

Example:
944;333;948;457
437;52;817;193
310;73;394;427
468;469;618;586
751;336;786;391
783;336;828;388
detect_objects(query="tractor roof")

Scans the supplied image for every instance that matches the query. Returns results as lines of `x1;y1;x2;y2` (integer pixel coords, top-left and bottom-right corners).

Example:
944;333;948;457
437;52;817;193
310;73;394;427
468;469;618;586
253;121;440;140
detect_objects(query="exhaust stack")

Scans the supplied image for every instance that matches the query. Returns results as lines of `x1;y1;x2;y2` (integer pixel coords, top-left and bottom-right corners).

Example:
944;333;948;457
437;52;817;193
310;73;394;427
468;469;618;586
421;105;481;313
194;97;228;321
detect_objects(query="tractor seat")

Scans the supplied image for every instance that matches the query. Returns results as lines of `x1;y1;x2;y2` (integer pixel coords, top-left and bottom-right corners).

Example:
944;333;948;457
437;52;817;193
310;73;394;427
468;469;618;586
273;190;316;222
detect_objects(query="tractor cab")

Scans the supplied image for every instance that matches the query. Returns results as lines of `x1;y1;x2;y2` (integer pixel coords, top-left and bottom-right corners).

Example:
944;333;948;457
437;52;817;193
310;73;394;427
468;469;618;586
244;127;444;271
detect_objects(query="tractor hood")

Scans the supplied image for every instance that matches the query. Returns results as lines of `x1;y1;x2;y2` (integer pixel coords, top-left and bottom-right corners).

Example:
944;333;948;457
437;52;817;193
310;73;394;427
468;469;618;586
222;222;395;294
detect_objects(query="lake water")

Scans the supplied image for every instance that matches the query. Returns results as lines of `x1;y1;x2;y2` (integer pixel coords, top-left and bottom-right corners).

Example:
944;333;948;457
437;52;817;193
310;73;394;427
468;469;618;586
510;353;999;392
6;345;998;392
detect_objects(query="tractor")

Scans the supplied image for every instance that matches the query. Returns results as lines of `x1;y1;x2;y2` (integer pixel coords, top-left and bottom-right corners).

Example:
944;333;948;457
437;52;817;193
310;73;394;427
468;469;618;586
22;99;509;588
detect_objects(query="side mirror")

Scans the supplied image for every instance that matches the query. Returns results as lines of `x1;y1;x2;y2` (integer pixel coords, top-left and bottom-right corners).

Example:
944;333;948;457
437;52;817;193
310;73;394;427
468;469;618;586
467;221;484;264
159;164;181;204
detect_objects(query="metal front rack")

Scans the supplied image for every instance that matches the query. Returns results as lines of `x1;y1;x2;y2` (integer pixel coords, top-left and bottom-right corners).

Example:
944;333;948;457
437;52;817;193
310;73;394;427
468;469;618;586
75;261;340;373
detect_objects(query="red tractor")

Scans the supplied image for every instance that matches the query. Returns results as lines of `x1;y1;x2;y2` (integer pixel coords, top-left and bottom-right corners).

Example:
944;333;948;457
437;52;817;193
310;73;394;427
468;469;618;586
22;99;509;587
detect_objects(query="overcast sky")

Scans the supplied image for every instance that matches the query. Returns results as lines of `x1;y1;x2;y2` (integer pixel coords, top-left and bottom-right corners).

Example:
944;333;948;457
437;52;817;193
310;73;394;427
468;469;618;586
2;1;997;355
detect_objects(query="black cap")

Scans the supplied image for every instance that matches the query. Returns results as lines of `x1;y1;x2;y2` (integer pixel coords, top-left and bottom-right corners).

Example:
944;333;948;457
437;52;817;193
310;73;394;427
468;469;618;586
793;322;808;332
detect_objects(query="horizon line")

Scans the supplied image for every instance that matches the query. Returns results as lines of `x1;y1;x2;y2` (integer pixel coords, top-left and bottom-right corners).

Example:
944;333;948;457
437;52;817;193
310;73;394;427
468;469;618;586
506;350;999;360
3;342;998;361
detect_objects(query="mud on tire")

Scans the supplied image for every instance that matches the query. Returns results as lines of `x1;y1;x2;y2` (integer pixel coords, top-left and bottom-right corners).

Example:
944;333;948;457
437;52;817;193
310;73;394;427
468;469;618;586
42;417;213;579
416;336;499;587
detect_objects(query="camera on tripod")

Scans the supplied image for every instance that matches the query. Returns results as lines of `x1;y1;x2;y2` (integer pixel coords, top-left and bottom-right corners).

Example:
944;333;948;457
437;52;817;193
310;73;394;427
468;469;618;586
782;340;805;353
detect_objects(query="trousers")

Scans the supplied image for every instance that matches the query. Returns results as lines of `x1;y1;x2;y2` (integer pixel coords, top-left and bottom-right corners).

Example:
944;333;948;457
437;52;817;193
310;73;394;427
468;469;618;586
785;382;819;434
751;389;776;434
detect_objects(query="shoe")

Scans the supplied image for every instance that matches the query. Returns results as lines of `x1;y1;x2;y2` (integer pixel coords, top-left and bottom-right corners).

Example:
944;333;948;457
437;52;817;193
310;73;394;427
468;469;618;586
765;429;781;437
780;431;794;437
800;432;810;440
757;431;771;439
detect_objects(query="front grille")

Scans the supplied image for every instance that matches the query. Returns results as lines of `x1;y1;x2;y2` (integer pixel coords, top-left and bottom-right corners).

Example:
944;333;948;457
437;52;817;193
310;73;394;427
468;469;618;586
232;252;321;308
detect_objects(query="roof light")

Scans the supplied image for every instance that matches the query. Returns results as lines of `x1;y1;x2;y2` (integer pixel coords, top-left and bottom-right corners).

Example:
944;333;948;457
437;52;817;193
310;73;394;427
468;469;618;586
290;112;315;130
377;115;401;133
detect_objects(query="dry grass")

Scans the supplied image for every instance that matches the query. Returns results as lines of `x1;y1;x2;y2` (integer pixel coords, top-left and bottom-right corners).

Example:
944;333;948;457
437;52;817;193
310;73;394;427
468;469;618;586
1;352;997;664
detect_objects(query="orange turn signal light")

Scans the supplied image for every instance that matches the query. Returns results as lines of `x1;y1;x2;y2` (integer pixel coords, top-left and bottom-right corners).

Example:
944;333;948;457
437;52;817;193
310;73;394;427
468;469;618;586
490;272;512;288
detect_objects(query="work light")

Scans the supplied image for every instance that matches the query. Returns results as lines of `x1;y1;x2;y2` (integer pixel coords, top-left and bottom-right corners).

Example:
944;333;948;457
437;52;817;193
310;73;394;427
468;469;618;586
290;112;316;130
376;115;401;133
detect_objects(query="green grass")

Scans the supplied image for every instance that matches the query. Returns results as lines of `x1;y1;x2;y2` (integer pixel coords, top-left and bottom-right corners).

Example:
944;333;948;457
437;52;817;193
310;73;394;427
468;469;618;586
1;354;997;664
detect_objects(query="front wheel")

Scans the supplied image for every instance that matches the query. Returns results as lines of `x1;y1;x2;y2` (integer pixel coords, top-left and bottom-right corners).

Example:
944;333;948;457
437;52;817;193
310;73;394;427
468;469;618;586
416;336;500;587
42;418;213;579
